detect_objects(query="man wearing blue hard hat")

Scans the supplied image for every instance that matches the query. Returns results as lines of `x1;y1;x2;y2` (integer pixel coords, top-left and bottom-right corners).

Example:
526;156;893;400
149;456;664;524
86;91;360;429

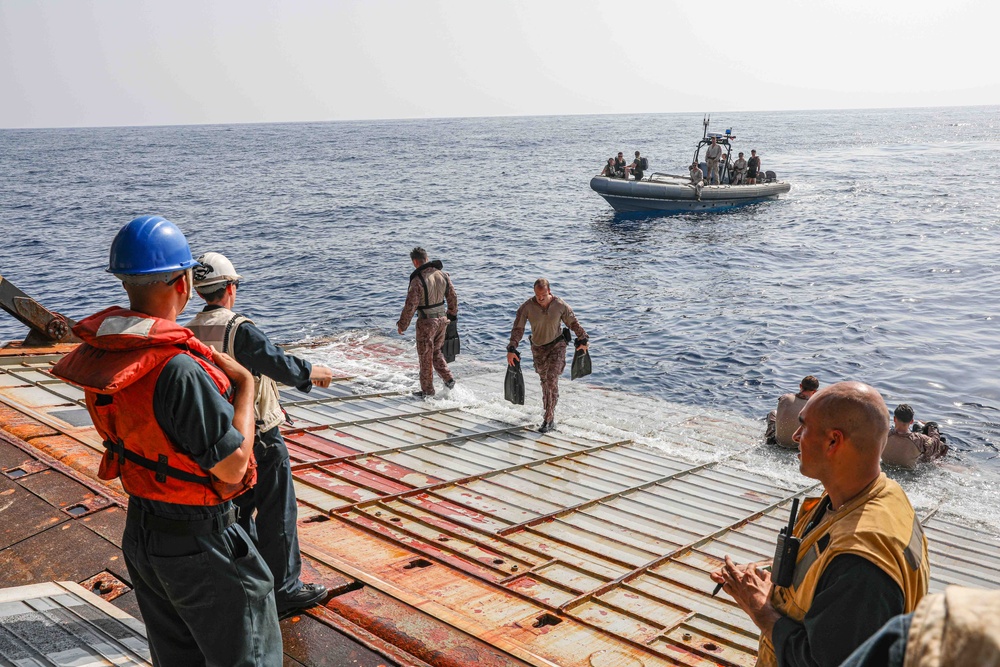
53;216;282;665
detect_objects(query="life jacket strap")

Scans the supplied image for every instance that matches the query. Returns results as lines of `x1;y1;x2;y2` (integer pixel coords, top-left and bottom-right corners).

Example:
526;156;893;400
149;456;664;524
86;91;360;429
416;301;445;311
104;439;214;488
176;342;234;402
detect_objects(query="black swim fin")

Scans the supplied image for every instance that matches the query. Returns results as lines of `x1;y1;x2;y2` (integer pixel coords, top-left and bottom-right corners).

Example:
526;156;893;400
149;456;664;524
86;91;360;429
571;347;592;380
504;352;525;405
441;317;460;363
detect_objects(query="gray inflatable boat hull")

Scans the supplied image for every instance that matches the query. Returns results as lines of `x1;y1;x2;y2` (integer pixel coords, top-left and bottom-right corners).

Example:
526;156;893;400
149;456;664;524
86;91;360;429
591;175;791;213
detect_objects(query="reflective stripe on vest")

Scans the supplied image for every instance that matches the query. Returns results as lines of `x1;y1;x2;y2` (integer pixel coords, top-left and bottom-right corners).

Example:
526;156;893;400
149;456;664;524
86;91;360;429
51;307;255;505
186;307;286;432
757;473;929;666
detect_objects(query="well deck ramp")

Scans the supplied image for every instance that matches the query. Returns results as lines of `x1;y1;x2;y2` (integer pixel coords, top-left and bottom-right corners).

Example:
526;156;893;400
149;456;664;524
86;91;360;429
1;342;999;666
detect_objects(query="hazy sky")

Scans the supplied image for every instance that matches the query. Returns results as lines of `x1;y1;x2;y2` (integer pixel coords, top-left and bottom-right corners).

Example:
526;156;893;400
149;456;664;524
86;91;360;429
1;0;997;129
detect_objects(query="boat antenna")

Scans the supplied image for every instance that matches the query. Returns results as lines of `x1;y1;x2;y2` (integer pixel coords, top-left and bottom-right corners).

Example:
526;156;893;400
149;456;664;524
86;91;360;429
703;114;710;139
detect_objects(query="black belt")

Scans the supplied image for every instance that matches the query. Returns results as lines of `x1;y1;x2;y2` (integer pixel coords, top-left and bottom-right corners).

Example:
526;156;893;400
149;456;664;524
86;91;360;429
132;504;238;536
532;327;572;349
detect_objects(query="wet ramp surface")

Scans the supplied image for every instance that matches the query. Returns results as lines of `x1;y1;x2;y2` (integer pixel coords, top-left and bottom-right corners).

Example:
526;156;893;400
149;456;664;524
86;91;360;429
277;369;1000;667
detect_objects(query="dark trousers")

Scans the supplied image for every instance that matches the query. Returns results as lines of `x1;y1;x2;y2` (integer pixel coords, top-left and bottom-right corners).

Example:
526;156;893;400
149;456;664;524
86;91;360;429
838;612;912;667
415;317;453;395
121;503;282;666
532;340;567;422
235;429;303;603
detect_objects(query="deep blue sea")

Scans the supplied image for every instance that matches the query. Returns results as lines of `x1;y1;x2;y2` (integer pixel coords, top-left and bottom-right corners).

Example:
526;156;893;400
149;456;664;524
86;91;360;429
2;107;999;471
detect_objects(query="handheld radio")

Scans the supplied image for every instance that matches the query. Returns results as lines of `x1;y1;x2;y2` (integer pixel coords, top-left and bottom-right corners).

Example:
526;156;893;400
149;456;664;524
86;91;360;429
771;498;801;588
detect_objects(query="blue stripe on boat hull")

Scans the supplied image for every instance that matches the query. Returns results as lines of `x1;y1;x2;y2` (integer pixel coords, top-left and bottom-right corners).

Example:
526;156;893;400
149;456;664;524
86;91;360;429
597;193;780;214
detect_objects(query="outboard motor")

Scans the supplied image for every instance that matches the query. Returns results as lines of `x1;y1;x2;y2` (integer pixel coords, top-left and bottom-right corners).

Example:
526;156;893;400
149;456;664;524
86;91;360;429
765;170;777;183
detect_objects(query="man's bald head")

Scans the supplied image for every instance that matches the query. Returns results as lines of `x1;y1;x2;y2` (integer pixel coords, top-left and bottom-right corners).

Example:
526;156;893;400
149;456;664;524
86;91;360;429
809;381;888;458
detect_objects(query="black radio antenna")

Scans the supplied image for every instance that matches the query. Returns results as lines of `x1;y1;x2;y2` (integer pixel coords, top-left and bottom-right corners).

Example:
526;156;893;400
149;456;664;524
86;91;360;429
785;497;800;534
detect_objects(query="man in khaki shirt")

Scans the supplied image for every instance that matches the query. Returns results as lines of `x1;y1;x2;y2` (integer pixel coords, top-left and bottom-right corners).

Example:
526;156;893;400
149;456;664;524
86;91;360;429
732;152;748;185
765;375;819;448
882;404;948;468
705;136;724;185
507;279;588;433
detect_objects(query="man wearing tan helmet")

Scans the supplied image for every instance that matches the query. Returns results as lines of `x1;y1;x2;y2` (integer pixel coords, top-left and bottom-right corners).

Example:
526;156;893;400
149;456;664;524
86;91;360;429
186;251;333;615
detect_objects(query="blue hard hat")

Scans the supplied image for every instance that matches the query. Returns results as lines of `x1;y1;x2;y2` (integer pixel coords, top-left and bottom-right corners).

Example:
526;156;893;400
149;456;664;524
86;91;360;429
107;215;200;275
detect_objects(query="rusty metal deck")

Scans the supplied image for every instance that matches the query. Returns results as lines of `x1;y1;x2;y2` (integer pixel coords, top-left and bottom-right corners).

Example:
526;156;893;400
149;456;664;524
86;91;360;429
2;347;1000;667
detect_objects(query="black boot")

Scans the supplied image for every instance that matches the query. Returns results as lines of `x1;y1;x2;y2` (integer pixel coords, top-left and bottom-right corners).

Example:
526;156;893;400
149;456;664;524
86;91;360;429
277;582;328;615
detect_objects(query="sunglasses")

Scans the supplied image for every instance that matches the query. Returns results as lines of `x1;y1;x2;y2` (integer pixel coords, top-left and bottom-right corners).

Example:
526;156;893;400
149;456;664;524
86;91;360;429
165;270;189;286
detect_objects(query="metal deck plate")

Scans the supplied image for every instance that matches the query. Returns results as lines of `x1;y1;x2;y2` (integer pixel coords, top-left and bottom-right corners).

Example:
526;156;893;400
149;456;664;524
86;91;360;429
282;368;1000;667
0;581;149;666
3;352;1000;667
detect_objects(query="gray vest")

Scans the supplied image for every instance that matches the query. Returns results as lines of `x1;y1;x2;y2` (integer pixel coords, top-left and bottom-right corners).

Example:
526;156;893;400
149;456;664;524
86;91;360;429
416;268;449;319
185;307;286;432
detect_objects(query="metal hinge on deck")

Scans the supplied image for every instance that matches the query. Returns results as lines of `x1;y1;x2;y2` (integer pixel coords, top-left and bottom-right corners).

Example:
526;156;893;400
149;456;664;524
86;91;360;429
0;274;79;346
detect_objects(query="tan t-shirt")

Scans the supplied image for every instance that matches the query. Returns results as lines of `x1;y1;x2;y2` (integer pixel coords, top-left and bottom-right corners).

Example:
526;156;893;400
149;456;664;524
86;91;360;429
509;296;587;349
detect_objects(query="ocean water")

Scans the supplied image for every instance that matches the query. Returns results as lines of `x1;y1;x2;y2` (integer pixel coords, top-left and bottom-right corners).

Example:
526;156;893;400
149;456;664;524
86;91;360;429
1;107;999;479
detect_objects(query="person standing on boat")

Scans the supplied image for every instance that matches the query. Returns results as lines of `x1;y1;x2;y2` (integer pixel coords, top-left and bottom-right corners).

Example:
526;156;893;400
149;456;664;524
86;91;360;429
732;152;748;185
765;375;819;448
186;251;333;616
52;216;283;665
711;381;929;667
705;136;724;185
689;162;705;200
747;149;761;184
881;404;948;468
506;278;588;433
397;246;458;398
628;151;645;181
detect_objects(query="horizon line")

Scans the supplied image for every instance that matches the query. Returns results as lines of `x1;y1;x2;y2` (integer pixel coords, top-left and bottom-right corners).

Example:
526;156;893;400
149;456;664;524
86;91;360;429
2;102;997;132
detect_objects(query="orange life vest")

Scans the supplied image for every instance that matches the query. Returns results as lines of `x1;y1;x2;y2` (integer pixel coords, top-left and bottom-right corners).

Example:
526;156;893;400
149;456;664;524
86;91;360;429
52;306;255;505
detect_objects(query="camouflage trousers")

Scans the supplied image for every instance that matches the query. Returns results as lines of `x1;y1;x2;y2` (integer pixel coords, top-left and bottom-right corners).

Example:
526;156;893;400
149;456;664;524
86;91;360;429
416;317;453;395
532;341;567;422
